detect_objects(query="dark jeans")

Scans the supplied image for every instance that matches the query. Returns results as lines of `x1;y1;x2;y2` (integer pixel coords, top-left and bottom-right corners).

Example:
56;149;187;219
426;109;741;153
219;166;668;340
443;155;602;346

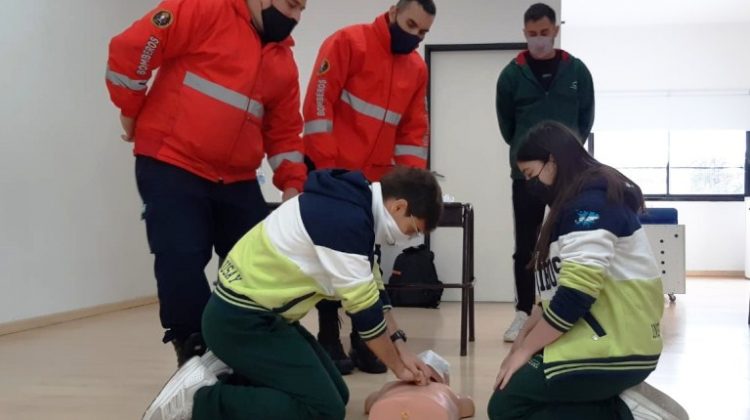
135;156;269;343
512;180;546;315
195;295;349;420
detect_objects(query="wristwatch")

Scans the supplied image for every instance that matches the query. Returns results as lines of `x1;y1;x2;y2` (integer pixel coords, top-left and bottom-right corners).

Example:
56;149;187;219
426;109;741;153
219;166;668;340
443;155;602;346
390;329;407;343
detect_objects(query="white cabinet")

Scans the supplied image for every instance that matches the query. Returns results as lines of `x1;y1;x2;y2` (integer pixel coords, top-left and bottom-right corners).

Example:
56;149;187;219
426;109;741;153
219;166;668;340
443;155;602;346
644;225;687;298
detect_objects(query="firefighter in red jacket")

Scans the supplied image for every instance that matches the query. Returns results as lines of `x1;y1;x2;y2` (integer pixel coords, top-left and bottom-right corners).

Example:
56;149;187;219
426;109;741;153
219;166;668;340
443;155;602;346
106;0;307;366
302;0;436;375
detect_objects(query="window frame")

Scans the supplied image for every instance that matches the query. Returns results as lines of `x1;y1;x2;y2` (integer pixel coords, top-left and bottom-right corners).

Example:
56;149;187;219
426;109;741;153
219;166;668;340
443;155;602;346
587;131;749;202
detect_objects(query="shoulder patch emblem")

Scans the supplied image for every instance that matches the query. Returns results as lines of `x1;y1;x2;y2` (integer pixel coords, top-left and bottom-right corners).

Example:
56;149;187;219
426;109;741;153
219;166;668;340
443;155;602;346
574;210;600;228
152;10;173;29
318;59;330;75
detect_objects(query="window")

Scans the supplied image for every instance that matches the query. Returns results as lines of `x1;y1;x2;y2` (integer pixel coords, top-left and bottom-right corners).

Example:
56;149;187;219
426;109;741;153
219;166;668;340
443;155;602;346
668;131;745;195
591;130;747;200
594;130;669;195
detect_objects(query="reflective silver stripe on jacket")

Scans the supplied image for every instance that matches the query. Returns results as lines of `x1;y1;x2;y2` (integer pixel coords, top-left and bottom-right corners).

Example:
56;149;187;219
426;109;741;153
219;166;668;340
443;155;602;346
395;145;428;160
184;72;264;118
106;67;148;91
268;151;304;170
304;119;333;135
340;89;402;126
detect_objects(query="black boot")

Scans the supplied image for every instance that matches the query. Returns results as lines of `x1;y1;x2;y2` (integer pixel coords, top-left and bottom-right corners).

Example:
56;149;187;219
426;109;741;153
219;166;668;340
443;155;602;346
317;301;354;375
220;372;253;386
319;338;355;375
171;332;207;367
349;331;387;374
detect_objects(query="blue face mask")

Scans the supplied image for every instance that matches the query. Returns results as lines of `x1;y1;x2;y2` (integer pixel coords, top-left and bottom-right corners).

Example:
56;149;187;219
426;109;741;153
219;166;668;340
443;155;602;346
389;20;422;54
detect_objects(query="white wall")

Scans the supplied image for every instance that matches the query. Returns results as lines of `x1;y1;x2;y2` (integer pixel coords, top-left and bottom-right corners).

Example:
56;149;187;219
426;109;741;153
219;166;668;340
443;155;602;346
562;24;750;92
0;1;162;324
562;0;750;27
1;1;553;323
428;49;521;302
561;21;750;272
562;23;750;131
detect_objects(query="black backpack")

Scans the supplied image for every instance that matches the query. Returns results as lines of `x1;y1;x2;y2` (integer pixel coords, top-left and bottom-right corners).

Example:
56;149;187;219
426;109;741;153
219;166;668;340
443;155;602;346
387;245;443;308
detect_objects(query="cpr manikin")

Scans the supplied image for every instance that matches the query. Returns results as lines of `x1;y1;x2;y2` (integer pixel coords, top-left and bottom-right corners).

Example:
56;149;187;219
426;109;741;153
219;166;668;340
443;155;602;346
365;350;475;420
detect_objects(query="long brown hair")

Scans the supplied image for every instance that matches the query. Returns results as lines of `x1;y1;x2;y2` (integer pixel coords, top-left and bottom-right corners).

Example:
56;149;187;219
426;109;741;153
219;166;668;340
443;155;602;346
517;122;645;269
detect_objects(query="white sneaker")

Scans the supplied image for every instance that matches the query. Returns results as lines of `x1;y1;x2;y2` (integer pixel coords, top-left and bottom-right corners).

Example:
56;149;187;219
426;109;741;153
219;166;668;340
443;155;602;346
200;350;232;378
620;382;689;420
143;356;218;420
503;311;529;342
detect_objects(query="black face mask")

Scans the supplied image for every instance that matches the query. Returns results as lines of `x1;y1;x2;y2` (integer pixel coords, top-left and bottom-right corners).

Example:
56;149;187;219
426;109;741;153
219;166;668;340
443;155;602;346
526;176;554;205
389;20;422;54
260;6;297;44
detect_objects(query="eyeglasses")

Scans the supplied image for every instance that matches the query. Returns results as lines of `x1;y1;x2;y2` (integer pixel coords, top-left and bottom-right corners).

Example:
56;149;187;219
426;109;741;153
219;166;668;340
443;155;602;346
410;215;423;238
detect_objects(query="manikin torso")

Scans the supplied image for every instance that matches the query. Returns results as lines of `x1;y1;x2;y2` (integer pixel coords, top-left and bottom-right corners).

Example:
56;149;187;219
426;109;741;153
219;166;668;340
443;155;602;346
365;365;475;420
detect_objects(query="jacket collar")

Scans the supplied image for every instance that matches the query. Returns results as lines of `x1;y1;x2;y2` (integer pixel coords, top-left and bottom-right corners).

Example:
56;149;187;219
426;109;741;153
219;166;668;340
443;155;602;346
371;182;388;245
263;36;295;51
515;49;571;66
515;49;573;90
372;13;393;54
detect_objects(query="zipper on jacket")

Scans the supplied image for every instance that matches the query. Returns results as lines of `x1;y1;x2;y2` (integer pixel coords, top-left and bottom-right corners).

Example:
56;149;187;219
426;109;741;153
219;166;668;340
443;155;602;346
220;48;264;183
362;57;396;169
582;312;607;339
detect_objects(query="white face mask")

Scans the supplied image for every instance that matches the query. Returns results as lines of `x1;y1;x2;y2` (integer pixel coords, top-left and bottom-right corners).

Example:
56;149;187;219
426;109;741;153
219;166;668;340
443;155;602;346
372;183;413;247
526;35;555;59
381;207;412;247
